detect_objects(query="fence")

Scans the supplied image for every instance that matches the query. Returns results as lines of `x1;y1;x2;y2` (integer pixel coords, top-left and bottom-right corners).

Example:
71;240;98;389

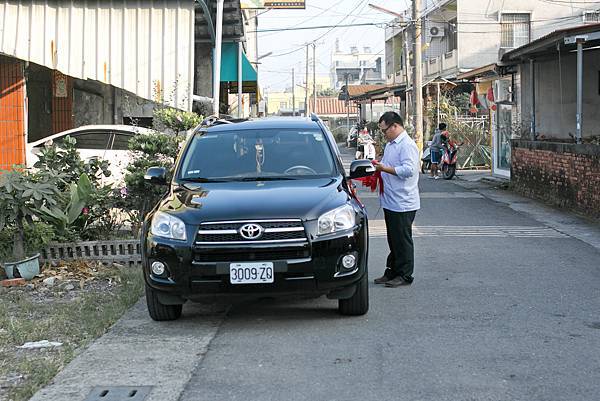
445;115;491;169
40;239;142;267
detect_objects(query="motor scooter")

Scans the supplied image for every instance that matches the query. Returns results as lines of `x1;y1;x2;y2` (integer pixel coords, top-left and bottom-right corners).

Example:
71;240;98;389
440;142;459;180
421;141;432;173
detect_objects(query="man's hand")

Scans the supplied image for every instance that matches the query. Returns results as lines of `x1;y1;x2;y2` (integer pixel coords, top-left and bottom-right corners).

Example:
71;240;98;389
374;163;396;176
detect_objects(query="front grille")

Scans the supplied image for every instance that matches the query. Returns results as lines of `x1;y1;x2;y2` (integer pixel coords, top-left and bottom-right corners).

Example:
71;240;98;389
197;231;305;243
200;221;301;230
196;220;307;244
194;248;310;262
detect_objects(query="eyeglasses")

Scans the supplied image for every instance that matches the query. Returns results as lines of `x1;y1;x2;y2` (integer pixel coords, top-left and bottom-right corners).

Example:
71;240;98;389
380;124;394;134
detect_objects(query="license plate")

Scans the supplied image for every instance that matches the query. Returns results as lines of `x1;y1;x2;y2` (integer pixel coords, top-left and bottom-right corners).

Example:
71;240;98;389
229;262;274;284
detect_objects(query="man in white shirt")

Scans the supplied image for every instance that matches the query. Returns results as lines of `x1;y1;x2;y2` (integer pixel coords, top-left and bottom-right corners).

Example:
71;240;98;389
373;112;420;287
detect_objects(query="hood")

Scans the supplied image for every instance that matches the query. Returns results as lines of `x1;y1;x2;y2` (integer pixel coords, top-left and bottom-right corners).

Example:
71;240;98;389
159;177;350;224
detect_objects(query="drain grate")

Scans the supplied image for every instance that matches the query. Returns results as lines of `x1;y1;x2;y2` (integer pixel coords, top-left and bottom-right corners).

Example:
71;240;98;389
84;386;152;401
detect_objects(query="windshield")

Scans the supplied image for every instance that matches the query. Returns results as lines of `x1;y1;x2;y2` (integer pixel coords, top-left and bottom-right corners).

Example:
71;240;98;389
177;128;336;181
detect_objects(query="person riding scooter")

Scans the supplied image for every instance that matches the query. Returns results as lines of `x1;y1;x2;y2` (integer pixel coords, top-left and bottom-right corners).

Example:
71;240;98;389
428;123;447;179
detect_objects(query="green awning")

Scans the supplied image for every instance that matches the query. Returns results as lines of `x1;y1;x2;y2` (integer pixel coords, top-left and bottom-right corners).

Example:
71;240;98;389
219;42;257;83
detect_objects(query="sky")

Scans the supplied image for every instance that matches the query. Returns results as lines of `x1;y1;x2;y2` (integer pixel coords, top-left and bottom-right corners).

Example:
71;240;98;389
256;0;411;93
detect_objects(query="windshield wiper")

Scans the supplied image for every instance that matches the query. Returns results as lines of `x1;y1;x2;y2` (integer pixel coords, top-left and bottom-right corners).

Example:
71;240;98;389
179;177;232;183
239;176;298;181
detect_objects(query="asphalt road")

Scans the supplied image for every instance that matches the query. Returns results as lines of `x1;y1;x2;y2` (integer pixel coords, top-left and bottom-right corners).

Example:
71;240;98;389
177;147;600;401
30;146;600;401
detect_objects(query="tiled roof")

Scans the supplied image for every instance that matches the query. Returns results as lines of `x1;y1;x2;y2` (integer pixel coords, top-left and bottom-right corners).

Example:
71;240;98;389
346;85;388;97
314;97;357;116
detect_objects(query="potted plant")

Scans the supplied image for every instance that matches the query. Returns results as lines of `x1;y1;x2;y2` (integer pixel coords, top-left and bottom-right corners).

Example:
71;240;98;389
0;167;63;279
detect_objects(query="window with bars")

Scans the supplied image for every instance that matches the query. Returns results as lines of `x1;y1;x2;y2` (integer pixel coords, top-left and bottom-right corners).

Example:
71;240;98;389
501;13;530;49
584;11;600;24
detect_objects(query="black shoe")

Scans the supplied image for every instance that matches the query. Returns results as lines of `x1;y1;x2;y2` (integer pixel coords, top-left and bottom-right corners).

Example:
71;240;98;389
384;277;412;287
374;275;394;284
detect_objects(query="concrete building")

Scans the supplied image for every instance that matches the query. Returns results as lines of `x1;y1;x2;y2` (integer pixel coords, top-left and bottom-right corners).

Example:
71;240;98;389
502;24;600;219
330;40;385;90
383;0;600;178
385;0;600;85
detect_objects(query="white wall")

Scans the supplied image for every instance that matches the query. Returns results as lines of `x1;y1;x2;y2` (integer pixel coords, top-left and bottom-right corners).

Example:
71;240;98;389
519;49;600;140
458;0;600;71
0;0;195;110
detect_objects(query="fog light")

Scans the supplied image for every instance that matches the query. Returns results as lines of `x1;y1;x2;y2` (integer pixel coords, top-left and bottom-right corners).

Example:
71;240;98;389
342;254;356;270
151;261;166;276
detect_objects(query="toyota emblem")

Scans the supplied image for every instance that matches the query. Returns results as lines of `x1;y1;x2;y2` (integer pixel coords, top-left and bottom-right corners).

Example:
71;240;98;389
239;223;264;240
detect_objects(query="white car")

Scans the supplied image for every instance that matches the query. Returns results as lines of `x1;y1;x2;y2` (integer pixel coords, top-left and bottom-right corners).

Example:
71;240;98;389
27;125;157;186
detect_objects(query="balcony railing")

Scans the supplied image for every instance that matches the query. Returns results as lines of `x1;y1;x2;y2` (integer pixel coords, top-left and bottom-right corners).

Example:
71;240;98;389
427;57;440;77
441;49;457;72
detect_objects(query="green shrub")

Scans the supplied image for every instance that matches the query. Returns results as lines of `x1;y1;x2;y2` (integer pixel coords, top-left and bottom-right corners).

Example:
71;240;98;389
152;108;202;134
121;132;184;236
33;136;110;189
0;168;64;261
0;222;56;262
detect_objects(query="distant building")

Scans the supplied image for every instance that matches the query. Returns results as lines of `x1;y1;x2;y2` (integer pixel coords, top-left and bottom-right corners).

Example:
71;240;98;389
265;76;335;116
330;40;385;89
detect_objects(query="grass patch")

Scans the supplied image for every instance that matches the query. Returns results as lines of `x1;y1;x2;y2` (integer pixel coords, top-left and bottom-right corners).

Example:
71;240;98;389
0;266;144;401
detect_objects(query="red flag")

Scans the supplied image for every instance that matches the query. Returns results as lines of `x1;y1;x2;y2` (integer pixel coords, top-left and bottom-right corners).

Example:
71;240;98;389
470;89;480;106
487;87;497;111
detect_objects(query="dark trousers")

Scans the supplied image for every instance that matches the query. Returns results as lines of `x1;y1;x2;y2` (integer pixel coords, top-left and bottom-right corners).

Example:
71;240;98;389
383;208;416;282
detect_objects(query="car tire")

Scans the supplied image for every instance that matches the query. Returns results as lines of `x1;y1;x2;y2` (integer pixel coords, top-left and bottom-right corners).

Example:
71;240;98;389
338;272;369;316
145;284;182;321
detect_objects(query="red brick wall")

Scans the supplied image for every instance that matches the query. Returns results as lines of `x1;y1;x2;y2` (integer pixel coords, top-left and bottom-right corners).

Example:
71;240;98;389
511;140;600;220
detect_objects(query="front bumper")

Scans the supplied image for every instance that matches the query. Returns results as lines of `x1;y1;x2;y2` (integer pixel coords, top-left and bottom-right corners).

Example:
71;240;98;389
143;222;368;301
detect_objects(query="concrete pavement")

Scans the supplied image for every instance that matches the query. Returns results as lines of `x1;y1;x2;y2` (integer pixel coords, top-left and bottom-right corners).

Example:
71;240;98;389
31;146;600;401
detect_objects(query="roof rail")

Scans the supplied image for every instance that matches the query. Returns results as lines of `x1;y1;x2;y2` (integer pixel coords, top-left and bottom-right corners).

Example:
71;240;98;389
310;113;319;122
199;115;249;127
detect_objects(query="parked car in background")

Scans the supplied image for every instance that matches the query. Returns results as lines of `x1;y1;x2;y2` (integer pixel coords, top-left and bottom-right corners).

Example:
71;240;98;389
27;125;157;185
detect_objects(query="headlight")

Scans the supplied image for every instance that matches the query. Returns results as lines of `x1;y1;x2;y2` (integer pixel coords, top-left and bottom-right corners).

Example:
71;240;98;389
151;211;187;241
318;204;356;235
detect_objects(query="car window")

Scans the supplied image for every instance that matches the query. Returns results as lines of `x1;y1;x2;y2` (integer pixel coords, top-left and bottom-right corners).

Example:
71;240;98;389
178;128;336;181
112;133;133;150
70;132;111;150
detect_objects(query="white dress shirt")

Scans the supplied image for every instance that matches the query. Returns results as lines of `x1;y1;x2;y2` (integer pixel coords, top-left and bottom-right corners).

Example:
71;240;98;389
379;130;420;212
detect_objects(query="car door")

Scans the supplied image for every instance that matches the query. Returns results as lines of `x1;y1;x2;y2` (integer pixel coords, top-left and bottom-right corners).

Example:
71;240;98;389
102;131;134;185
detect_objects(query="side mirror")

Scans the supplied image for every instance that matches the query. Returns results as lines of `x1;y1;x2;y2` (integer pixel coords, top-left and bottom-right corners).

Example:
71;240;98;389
144;167;167;185
349;160;376;179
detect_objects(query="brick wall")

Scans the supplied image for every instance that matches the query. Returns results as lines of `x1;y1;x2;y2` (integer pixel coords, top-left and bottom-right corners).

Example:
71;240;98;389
511;140;600;220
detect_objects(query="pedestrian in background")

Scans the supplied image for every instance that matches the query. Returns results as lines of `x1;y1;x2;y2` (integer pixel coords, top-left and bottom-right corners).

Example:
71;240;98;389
429;123;446;179
373;111;420;287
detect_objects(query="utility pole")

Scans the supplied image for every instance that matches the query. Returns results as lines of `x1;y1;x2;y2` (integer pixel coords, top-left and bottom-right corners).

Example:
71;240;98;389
403;28;411;125
213;0;225;115
292;68;296;116
312;42;317;115
345;73;350;131
413;0;424;153
305;44;310;115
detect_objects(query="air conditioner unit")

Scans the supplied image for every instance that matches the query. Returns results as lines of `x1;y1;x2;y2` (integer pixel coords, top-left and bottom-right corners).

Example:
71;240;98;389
429;26;445;38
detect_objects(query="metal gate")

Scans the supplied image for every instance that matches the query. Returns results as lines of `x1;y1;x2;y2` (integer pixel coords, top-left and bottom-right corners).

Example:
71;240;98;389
0;57;26;169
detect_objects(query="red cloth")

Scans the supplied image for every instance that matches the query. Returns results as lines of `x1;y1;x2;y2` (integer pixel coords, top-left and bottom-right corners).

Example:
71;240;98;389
354;160;384;194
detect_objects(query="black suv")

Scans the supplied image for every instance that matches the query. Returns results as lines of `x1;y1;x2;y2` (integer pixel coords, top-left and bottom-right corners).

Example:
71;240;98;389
142;115;374;320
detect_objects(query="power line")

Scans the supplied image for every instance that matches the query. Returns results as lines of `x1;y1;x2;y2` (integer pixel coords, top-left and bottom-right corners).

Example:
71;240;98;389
257;0;347;38
252;22;386;33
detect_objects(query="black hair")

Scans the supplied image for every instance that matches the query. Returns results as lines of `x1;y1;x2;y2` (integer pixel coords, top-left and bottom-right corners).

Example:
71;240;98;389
378;111;404;127
438;123;447;130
